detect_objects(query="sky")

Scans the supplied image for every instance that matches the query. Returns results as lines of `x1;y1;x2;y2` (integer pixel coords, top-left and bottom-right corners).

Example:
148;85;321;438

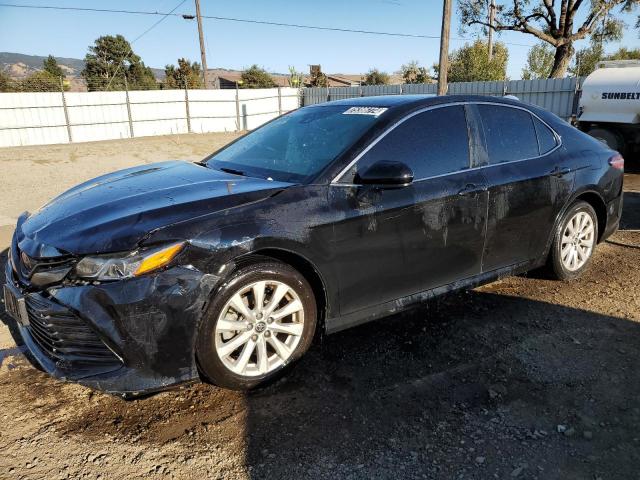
0;0;638;79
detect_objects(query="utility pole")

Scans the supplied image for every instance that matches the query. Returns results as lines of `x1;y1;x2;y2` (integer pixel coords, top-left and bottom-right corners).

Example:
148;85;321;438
194;0;209;88
488;0;496;60
437;0;452;96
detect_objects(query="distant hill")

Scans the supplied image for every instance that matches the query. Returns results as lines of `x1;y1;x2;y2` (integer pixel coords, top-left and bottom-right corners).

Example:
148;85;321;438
0;52;85;78
0;52;165;79
1;52;373;88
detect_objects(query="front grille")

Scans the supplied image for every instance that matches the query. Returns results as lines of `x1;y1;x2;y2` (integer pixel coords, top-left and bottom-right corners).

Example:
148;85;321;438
24;294;122;370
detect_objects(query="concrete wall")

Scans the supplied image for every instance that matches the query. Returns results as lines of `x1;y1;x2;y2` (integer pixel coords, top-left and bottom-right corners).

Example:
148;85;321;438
0;87;300;147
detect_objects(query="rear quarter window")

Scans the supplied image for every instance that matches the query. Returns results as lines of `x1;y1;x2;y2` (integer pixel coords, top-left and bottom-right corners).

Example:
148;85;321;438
478;104;539;164
533;116;558;155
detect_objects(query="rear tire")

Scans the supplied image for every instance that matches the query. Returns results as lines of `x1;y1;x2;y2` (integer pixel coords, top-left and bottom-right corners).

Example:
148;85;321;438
548;201;598;281
196;260;316;390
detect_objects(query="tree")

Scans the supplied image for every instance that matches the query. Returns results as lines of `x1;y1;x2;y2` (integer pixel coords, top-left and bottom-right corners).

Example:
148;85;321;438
81;34;157;91
240;65;277;88
363;68;390;85
163;58;203;89
522;43;555;79
288;66;304;88
436;40;508;82
606;46;640;59
43;55;64;78
400;61;431;84
458;0;638;78
0;70;15;92
19;70;60;92
569;44;604;76
308;66;328;87
570;45;640;76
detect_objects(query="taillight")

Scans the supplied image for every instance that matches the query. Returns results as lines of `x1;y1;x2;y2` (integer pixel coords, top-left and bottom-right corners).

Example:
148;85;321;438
608;153;624;170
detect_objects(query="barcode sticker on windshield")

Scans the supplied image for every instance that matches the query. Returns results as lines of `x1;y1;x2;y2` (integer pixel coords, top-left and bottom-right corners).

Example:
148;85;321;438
343;107;388;117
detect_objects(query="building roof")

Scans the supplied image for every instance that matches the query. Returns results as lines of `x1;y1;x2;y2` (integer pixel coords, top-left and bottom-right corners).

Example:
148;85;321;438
213;70;291;88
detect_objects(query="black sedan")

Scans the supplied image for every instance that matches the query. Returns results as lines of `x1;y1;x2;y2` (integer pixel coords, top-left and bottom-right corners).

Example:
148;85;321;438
3;95;624;394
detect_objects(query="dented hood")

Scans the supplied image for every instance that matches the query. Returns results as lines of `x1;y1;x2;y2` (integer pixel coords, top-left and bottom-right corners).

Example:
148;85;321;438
18;160;291;256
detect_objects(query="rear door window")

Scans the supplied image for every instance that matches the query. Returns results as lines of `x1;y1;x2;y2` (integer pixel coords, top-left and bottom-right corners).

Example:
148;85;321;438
348;105;470;181
478;104;539;164
532;116;558;155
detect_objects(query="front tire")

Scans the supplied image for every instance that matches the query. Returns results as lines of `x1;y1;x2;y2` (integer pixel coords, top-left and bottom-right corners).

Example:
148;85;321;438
549;201;598;281
196;259;317;390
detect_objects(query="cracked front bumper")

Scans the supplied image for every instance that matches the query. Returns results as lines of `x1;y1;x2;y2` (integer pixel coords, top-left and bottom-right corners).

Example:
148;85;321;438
5;258;219;396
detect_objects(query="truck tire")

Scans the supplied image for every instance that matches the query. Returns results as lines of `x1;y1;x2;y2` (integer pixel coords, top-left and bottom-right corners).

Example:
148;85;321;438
586;127;625;154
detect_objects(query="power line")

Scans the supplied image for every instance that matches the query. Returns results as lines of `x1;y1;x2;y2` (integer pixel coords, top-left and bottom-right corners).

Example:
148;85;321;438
131;0;188;44
0;2;535;47
198;13;438;39
106;0;187;90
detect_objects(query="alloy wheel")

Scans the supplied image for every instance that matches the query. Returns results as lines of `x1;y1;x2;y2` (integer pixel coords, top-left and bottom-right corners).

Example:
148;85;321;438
214;280;305;377
560;211;595;271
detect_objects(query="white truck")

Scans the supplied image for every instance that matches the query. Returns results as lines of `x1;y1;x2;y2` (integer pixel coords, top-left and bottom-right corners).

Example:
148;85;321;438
577;60;640;158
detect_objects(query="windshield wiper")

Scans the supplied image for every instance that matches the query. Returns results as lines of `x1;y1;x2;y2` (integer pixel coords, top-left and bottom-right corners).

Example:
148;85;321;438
219;166;246;177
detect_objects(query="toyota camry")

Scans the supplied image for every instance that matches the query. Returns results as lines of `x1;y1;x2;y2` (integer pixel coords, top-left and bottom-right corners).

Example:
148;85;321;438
3;95;624;394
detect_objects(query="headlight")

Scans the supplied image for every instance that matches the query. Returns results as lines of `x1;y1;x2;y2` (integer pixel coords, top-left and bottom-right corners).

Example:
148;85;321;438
74;242;185;281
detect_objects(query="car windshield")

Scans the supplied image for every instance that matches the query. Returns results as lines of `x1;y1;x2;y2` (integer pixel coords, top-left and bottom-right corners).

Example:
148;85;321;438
205;105;382;183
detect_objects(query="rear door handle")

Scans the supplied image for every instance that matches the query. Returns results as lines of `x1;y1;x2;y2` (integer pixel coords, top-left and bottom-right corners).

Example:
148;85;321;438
457;183;486;196
550;166;571;177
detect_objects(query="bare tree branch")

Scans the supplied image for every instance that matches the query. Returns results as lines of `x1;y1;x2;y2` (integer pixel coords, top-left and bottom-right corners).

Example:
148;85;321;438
570;0;585;14
572;1;617;41
469;18;558;44
542;0;558;34
558;0;569;33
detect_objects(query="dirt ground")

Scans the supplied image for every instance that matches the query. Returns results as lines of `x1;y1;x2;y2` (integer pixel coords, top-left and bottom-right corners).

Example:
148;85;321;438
0;135;639;480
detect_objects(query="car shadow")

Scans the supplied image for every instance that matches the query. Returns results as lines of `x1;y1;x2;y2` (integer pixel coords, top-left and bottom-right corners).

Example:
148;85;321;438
242;291;640;479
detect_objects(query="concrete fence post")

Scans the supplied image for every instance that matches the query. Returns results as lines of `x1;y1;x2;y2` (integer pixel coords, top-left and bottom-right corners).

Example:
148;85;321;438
184;82;192;134
235;83;241;131
277;86;282;116
60;77;72;143
124;77;134;139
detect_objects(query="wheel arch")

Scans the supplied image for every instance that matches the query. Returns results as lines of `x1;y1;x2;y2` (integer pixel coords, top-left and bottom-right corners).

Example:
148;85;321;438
238;247;329;335
573;190;607;243
542;187;607;264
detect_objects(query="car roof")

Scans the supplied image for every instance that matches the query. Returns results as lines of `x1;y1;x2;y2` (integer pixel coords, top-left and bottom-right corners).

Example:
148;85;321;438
304;94;561;131
306;94;525;110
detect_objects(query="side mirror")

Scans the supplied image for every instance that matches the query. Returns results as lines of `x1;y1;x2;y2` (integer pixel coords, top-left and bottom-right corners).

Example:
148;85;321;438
354;160;414;187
